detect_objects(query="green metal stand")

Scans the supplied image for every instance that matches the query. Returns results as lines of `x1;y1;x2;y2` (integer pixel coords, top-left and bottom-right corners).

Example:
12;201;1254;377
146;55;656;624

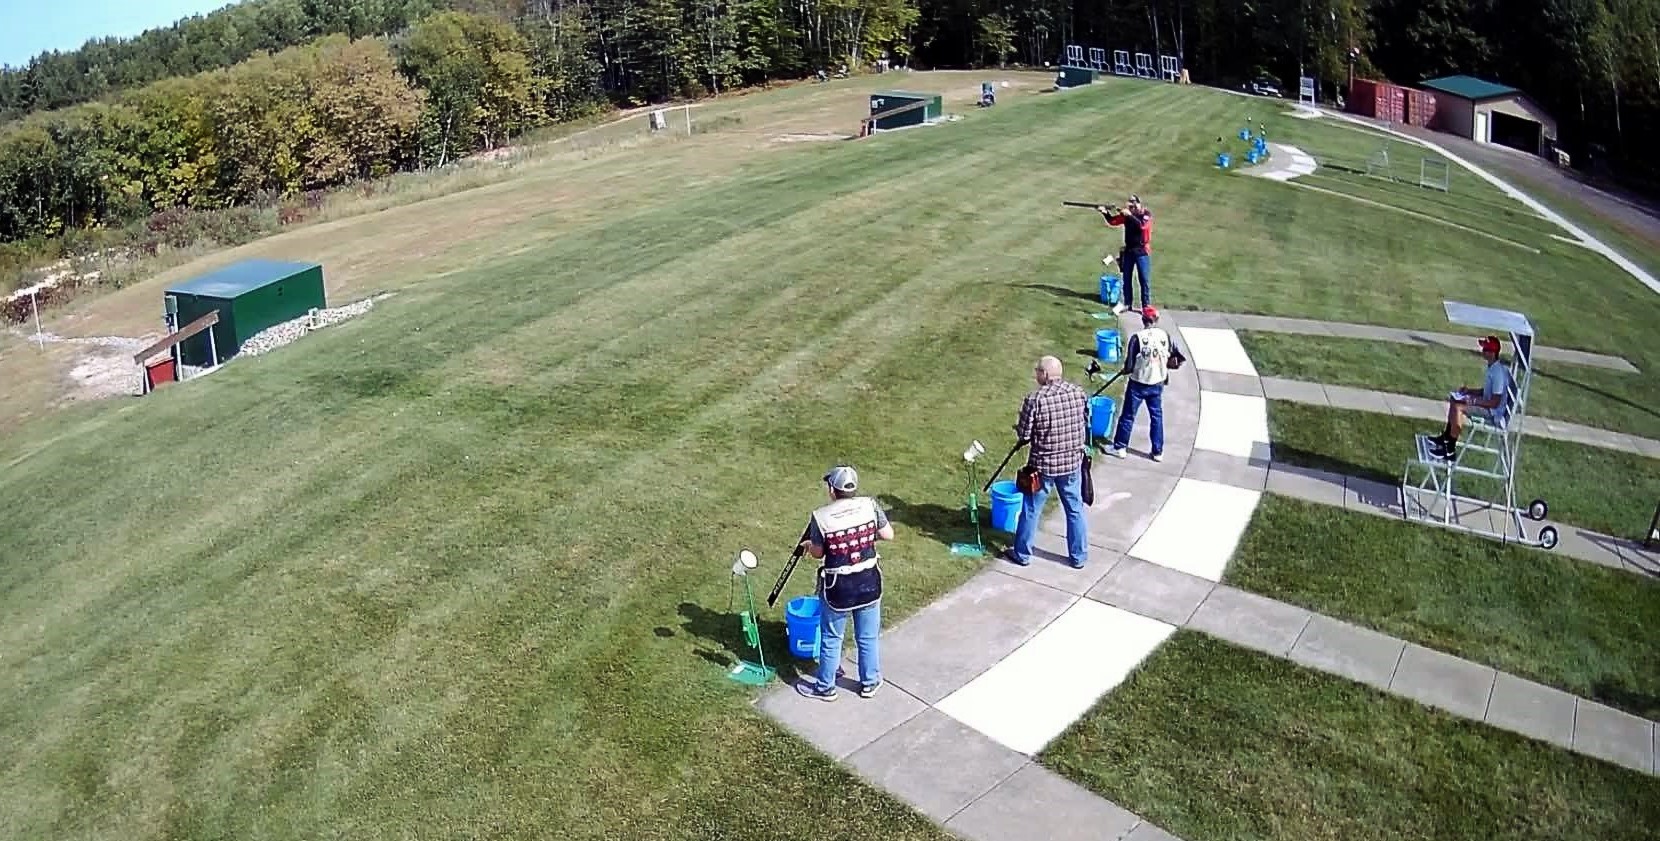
950;459;987;557
727;567;775;686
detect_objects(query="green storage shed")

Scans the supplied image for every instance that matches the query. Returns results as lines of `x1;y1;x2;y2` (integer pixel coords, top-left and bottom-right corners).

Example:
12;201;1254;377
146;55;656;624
165;259;327;367
1057;66;1098;89
868;91;943;131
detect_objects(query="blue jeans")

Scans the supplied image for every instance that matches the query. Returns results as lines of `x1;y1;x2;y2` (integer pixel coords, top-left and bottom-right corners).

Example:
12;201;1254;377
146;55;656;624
815;600;881;691
1010;468;1088;567
1113;380;1165;456
1120;249;1151;308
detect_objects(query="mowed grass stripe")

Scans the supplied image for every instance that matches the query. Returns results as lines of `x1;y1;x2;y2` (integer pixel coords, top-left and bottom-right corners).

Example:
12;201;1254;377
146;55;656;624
1041;632;1660;841
1;84;1237;840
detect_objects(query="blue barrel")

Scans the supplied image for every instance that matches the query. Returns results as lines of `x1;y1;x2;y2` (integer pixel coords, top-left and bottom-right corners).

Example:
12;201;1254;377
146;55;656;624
1238;128;1250;141
1090;396;1117;439
785;595;821;659
989;480;1022;533
1098;274;1121;305
1096;328;1121;363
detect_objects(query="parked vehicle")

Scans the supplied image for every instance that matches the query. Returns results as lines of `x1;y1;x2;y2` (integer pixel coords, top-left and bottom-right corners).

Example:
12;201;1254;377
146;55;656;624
1245;78;1283;98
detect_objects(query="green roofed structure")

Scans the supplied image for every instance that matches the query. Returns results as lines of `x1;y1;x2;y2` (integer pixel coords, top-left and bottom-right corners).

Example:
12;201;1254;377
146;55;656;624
1419;75;1558;157
165;259;327;367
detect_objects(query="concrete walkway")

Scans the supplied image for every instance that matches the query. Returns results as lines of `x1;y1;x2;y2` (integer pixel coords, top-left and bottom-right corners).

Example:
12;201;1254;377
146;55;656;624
1166;308;1640;373
1233;372;1660;457
1243;143;1318;182
756;312;1658;841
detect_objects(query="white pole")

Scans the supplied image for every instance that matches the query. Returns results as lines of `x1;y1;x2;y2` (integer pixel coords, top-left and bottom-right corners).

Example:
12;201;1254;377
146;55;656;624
31;291;42;349
685;104;692;136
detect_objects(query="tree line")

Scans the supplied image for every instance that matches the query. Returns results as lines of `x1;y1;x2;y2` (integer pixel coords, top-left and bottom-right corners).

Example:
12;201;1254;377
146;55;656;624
1;0;1657;251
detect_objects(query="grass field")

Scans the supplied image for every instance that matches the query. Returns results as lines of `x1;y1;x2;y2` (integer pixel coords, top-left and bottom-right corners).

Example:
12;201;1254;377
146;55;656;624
1041;633;1660;841
1267;400;1660;537
1240;331;1660;440
1228;496;1660;719
5;75;1660;839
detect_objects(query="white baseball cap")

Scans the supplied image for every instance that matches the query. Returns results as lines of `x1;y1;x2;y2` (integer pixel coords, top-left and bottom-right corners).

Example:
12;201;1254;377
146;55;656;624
824;465;859;492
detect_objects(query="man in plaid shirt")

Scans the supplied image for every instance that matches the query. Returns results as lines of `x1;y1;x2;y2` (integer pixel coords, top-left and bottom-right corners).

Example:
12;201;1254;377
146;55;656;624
1003;356;1091;569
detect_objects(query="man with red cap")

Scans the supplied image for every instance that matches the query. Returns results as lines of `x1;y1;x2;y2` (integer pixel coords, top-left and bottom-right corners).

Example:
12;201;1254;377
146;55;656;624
1429;335;1513;459
1107;306;1187;462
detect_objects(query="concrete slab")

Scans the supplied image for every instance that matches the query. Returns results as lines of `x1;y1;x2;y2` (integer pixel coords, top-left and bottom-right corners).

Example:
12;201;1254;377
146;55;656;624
1124;822;1185;841
1616;538;1660;577
877;570;1079;704
755;676;927;761
1042;465;1180;554
1259;376;1329;406
936;600;1176;756
1185;586;1312;657
1166;310;1232;329
1387;644;1497;721
1320;384;1393;415
1630;435;1660;459
945;762;1144;841
1226;313;1335;337
1571;700;1657;775
1127;478;1262;581
1379;391;1445;421
1287;615;1405;691
1010;535;1123;595
1482;671;1577;750
1264;462;1349;508
1550;526;1630;573
1343;474;1403;518
1087;556;1217;626
845;708;1030;822
1181;449;1269;491
1197;370;1264;397
1178;326;1260;377
1194;391;1271;461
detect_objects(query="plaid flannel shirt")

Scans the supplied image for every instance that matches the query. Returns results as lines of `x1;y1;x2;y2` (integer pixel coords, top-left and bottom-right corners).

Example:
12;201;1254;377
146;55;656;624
1016;380;1089;477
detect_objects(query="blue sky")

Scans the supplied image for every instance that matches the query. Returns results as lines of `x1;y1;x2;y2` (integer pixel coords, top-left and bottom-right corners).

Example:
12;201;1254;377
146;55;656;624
0;0;234;68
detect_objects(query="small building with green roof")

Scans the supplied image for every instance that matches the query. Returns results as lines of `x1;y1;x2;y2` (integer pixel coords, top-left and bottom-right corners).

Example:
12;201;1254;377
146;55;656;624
1420;75;1557;157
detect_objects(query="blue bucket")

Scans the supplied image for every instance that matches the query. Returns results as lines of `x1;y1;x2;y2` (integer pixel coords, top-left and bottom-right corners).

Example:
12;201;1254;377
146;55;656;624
1098;274;1121;305
1090;396;1117;439
1096;328;1121;363
784;595;822;660
1238;128;1250;140
1217;152;1231;169
989;480;1022;533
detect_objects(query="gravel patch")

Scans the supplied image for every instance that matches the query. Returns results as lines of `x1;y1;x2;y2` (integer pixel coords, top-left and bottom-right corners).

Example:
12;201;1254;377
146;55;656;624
239;296;382;357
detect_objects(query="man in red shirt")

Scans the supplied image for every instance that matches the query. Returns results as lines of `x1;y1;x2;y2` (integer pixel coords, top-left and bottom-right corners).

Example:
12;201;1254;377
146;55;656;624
1098;195;1153;314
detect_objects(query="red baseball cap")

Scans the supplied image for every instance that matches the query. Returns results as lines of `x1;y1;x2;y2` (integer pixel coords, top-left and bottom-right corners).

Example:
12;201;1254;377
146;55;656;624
1478;335;1501;353
1141;306;1159;321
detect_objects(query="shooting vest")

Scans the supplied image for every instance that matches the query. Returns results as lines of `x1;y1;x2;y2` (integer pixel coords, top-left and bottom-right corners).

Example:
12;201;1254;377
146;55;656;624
812;496;884;612
1121;210;1151;252
1130;327;1172;385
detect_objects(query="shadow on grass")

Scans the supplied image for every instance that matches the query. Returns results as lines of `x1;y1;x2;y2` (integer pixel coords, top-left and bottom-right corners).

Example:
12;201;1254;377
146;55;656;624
879;493;992;552
1535;367;1660;424
1271;442;1396;486
1018;283;1096;302
1590;681;1660;720
674;601;805;680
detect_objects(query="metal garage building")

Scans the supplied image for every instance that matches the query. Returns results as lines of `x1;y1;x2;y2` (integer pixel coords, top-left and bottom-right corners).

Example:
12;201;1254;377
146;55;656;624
1420;75;1559;157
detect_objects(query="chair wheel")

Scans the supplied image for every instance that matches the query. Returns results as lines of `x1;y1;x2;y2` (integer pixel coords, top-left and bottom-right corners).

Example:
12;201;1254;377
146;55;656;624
1538;526;1559;550
1527;499;1548;521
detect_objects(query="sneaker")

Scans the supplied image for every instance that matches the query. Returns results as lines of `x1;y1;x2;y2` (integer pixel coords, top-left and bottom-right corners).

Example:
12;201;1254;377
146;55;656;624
1068;558;1086;570
999;549;1031;567
1150;452;1164;462
1108;447;1127;459
859;680;883;699
796;681;838;701
1111;303;1127;314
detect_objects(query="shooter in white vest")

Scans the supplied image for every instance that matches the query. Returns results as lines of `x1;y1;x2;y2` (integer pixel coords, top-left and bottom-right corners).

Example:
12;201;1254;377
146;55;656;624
1107;306;1187;462
796;464;895;702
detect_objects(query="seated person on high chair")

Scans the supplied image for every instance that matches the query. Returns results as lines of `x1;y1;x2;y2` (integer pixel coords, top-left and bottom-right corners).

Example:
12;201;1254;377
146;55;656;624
1428;335;1512;460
